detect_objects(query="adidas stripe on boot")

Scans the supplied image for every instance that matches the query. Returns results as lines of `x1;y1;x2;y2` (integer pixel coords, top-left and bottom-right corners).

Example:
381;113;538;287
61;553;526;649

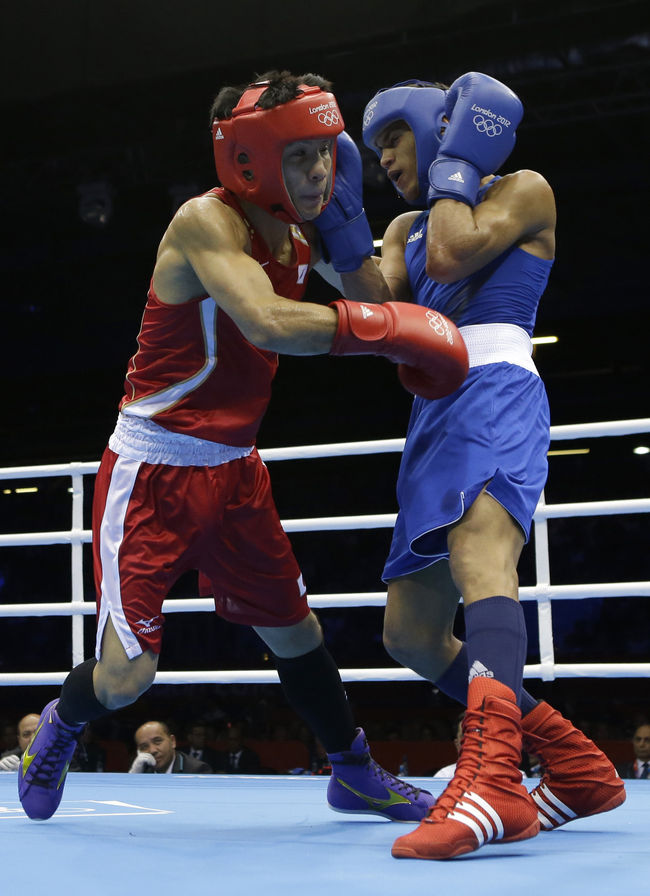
522;701;626;830
392;679;539;860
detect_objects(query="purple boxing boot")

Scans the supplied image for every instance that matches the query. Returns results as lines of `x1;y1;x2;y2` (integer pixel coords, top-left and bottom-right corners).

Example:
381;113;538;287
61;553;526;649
327;728;435;822
19;700;84;820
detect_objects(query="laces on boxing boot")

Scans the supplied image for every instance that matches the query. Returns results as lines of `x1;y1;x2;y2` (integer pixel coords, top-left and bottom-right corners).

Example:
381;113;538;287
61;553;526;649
392;679;539;860
18;699;84;820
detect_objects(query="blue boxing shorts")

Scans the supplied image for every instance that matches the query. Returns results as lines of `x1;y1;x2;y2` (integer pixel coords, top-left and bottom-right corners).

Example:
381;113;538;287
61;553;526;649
383;362;550;581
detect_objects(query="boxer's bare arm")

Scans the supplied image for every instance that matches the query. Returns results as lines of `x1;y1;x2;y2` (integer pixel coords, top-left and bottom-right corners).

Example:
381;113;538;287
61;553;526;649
378;212;420;301
426;171;556;283
151;194;467;399
153;196;338;354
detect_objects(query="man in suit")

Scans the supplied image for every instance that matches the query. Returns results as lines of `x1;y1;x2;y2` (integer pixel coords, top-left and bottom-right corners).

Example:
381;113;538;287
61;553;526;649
184;721;221;771
129;720;212;774
616;722;650;779
214;723;261;774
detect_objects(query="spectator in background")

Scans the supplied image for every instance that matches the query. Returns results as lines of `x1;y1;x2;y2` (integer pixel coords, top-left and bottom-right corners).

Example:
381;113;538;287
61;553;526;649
214;723;261;774
129;720;212;774
0;714;41;772
1;721;17;754
184;721;221;771
74;724;107;772
616;722;650;779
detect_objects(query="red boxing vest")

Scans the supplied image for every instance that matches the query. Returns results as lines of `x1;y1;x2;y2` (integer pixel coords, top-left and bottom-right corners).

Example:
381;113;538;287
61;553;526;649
119;188;312;445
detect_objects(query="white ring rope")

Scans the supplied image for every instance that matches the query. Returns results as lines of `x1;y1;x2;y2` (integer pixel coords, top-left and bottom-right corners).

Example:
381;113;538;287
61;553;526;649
1;417;648;685
1;417;649;478
2;501;649;548
4;664;650;688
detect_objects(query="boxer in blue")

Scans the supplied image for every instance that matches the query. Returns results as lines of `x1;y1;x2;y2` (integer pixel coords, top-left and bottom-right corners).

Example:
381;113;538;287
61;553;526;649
361;72;625;859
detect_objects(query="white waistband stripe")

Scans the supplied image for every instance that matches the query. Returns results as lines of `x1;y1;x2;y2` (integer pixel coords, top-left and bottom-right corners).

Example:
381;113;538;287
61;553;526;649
109;413;254;467
459;323;539;376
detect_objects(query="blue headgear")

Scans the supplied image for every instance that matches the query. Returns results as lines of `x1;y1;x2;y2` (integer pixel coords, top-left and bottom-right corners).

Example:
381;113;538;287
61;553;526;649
362;80;447;207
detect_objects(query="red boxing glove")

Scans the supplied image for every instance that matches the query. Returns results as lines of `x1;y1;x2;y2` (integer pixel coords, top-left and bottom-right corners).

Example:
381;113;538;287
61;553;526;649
329;300;469;400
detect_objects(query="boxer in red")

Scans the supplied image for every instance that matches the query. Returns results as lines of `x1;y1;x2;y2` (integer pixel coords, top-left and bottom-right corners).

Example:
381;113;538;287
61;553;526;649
19;70;467;823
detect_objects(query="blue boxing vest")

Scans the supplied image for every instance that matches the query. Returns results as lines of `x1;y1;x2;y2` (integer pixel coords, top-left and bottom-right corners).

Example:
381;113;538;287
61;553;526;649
404;190;553;335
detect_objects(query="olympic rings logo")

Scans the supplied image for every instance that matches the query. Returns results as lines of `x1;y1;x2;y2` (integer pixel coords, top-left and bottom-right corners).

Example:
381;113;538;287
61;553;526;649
426;310;453;343
318;110;340;126
363;109;374;127
473;114;503;137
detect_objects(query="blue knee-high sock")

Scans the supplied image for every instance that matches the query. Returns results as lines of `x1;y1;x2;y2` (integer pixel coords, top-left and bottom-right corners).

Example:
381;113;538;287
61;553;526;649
463;595;529;705
437;643;538;714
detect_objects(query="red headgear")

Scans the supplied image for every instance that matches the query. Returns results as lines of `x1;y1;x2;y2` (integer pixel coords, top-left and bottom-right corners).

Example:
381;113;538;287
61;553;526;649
212;81;345;223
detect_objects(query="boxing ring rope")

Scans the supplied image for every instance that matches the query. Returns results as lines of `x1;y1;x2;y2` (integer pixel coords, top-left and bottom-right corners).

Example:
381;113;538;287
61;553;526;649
0;418;648;687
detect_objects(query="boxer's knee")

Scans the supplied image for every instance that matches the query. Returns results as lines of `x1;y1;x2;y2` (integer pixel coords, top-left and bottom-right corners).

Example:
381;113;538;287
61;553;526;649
384;571;460;679
94;656;156;710
255;609;323;659
95;616;157;709
383;614;458;680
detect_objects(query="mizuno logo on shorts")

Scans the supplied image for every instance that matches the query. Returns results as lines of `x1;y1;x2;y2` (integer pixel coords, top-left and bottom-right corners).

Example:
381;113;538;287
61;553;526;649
136;617;162;634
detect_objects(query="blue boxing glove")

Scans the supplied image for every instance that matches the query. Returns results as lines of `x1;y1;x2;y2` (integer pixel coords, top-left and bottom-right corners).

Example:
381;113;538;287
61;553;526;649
427;72;524;207
314;131;374;273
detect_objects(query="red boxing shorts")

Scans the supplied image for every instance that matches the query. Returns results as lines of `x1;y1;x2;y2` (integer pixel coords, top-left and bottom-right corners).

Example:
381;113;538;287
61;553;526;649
92;447;309;659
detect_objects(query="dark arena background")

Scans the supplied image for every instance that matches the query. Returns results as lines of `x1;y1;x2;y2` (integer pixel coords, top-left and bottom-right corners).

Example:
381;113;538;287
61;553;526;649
0;2;648;891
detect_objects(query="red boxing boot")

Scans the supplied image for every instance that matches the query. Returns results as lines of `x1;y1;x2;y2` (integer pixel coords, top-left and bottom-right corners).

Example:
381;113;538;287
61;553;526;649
392;679;539;860
522;701;626;830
